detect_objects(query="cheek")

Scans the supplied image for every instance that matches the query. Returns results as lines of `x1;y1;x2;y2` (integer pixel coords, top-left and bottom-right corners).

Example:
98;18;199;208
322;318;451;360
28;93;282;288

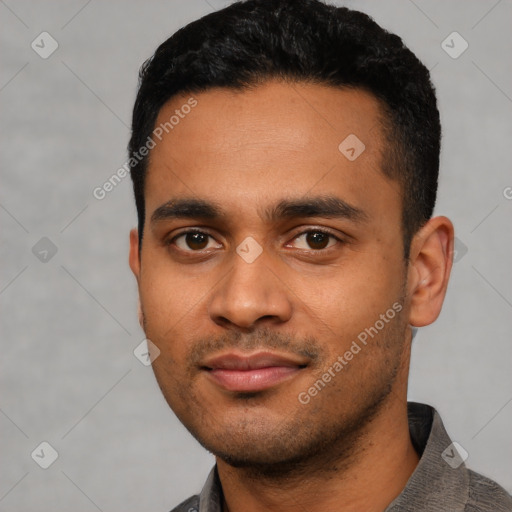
138;260;217;372
292;252;404;335
138;276;187;367
139;259;202;326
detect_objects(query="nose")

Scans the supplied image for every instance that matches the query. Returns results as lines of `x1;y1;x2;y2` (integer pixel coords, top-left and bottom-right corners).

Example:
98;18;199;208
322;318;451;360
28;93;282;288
208;252;293;330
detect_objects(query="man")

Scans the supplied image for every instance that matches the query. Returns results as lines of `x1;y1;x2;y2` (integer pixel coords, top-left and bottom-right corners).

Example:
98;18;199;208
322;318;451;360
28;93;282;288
128;1;512;511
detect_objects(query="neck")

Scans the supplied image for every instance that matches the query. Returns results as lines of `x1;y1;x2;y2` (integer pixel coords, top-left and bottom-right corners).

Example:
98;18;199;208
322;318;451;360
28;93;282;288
216;386;418;512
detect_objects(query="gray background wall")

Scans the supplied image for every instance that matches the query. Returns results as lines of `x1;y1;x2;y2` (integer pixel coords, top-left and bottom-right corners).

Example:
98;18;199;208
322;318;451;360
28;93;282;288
1;0;511;510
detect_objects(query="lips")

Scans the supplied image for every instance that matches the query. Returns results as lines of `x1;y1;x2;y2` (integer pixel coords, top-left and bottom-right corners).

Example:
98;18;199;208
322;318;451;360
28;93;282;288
201;351;307;392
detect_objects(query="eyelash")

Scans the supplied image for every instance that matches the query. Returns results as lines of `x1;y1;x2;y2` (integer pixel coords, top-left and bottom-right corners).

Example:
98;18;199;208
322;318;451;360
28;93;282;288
167;228;343;253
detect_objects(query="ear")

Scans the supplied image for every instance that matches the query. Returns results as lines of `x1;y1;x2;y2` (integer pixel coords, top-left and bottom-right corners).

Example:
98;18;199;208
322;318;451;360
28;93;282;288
129;228;141;281
129;229;145;330
406;216;454;327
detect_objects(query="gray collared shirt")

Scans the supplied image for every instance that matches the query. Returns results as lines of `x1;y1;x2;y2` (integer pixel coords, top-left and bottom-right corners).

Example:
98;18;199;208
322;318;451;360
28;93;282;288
170;402;512;512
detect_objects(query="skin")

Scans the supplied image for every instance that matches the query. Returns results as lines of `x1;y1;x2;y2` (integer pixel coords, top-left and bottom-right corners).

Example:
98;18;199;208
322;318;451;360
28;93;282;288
129;80;454;512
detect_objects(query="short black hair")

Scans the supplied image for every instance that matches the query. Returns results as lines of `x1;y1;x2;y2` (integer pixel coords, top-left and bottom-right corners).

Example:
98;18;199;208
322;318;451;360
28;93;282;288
129;0;440;257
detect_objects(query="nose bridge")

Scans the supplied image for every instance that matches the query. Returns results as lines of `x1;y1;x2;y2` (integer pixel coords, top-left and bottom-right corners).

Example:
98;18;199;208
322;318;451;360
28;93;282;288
208;250;292;328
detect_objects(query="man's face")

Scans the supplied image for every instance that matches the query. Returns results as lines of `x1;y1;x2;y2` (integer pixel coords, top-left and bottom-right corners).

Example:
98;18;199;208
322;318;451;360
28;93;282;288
130;81;412;469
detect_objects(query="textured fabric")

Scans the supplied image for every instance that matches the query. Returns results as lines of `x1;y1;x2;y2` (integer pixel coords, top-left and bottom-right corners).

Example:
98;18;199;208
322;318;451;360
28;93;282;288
170;402;512;512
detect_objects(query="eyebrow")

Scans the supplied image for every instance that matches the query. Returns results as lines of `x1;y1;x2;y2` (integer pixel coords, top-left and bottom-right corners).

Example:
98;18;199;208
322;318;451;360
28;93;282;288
151;199;221;223
266;196;368;223
150;196;368;224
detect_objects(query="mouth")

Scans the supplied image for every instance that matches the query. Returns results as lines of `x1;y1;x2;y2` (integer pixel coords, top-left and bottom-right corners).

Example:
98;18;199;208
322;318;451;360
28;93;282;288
201;351;308;392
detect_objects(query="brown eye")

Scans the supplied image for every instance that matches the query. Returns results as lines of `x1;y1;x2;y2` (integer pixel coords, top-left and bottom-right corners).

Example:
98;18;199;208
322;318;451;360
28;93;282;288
290;231;338;250
174;232;221;251
305;232;330;249
185;233;209;250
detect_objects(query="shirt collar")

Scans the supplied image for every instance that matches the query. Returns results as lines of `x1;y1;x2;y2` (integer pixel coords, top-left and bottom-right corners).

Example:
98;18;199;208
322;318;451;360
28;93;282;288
385;402;469;511
197;402;470;512
198;464;222;512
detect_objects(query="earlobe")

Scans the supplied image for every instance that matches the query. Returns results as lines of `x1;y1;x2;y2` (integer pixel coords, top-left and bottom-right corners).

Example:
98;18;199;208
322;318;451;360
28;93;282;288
129;228;141;279
407;216;454;327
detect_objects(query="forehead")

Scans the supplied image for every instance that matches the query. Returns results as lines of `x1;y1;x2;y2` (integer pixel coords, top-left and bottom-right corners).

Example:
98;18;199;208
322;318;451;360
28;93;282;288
145;81;400;226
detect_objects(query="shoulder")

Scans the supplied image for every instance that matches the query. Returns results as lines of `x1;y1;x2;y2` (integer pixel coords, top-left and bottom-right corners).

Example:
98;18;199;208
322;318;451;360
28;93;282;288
168;494;200;512
465;469;512;511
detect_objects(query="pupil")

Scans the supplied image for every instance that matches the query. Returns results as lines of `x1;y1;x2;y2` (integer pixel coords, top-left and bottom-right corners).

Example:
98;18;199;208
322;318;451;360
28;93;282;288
306;232;329;249
186;233;208;250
